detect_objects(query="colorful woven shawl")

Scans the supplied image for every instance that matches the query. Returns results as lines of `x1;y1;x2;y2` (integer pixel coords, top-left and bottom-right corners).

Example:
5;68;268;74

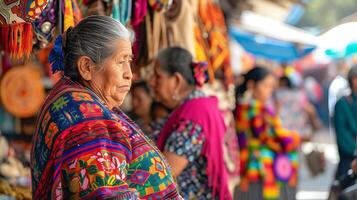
235;99;300;200
31;77;182;199
157;96;232;200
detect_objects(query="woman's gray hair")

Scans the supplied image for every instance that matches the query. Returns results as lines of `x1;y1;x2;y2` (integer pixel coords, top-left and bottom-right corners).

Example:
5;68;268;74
63;15;134;81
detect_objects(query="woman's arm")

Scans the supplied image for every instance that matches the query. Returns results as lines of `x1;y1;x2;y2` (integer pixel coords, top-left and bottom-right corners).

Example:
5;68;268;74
162;119;205;177
163;152;189;177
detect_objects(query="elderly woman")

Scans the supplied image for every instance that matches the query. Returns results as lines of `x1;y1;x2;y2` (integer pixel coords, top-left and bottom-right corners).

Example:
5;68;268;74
151;47;231;200
31;16;181;199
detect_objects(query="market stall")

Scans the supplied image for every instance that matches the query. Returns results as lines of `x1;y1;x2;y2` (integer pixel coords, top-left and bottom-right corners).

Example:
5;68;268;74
0;0;235;198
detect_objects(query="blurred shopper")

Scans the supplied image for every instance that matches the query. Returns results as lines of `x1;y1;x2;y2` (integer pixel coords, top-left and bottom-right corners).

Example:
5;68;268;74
333;66;357;179
148;101;170;142
130;80;153;134
150;101;170;123
151;47;231;199
234;67;300;200
275;76;320;142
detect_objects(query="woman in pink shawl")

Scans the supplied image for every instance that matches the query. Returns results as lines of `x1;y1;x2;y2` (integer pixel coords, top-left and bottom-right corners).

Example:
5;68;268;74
151;47;231;200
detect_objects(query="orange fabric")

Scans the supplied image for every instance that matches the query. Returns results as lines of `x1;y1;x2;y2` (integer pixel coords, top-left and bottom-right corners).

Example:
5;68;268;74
64;0;75;31
195;0;233;86
0;23;33;60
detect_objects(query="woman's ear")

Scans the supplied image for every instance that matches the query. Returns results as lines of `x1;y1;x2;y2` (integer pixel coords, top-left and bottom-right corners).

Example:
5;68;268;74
172;72;184;92
77;56;95;81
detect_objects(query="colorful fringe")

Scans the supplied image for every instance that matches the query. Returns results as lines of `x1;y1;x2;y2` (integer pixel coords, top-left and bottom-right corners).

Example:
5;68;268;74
0;23;33;60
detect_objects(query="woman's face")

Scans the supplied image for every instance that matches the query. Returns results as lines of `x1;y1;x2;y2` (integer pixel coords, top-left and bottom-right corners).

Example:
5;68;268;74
151;63;177;109
132;87;152;118
252;74;276;102
88;39;133;108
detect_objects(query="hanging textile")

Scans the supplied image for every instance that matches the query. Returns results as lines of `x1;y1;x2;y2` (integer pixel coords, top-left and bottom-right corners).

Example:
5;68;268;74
112;0;132;25
145;12;168;66
32;0;81;48
195;0;233;86
0;0;49;59
64;0;74;30
33;0;56;48
72;0;83;24
132;0;147;26
132;0;148;66
148;0;173;12
164;0;196;58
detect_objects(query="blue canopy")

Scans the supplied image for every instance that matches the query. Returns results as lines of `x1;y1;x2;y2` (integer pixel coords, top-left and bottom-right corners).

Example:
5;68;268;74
229;28;316;63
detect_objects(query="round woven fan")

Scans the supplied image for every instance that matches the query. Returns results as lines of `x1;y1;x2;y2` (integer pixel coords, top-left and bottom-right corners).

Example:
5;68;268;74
0;64;45;118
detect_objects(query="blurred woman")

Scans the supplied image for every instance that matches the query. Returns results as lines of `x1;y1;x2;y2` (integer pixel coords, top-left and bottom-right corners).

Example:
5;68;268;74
275;76;320;142
234;67;300;200
147;101;170;142
151;47;231;199
130;80;153;134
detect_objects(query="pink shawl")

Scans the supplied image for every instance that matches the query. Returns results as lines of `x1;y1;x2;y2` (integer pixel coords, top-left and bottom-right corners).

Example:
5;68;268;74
157;97;231;200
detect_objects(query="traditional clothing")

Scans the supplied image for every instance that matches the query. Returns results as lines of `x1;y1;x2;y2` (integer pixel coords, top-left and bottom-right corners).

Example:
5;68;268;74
31;77;181;199
157;90;232;200
235;98;300;200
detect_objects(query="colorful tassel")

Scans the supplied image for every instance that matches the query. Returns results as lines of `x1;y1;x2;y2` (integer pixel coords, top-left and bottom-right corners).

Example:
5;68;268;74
0;23;33;60
24;23;34;59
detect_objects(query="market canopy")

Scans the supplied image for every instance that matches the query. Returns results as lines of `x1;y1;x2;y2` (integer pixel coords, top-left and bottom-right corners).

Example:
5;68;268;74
317;22;357;59
229;27;316;63
229;11;317;63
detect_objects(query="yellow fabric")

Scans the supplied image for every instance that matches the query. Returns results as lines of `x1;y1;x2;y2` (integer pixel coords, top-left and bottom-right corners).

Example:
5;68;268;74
64;0;74;31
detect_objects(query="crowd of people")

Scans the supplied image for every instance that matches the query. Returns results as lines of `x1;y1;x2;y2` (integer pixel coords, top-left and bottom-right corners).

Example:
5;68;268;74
29;15;357;200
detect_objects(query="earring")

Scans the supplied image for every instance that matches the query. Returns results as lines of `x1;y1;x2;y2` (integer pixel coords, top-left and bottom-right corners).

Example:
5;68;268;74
172;91;180;101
